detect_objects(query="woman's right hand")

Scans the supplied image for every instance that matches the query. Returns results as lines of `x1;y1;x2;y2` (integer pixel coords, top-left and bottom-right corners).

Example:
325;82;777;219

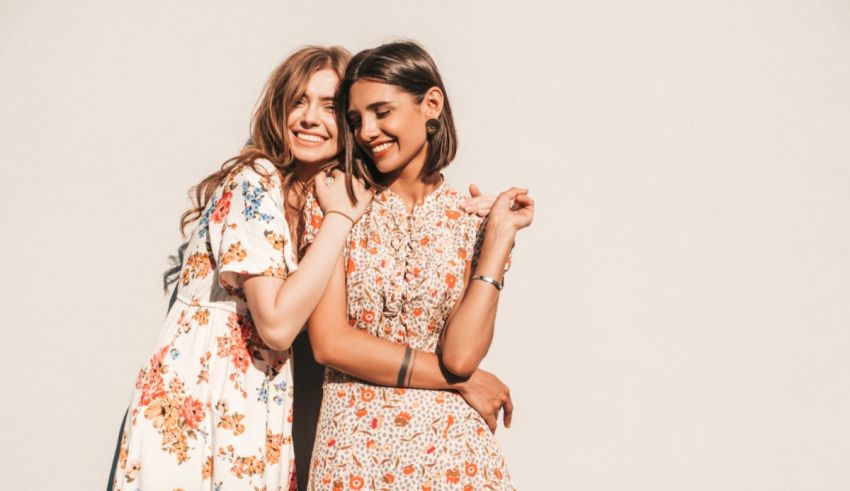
315;169;373;222
487;187;534;234
456;369;513;433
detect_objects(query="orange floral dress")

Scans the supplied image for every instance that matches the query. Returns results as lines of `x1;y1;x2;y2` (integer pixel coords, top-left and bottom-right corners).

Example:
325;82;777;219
112;159;298;490
304;182;514;490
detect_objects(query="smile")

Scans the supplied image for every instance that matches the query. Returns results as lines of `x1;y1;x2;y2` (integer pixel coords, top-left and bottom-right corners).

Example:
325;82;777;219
370;141;394;157
294;131;327;144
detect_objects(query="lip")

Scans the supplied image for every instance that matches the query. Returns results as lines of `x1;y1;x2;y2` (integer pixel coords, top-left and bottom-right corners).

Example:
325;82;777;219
292;130;328;147
368;140;395;159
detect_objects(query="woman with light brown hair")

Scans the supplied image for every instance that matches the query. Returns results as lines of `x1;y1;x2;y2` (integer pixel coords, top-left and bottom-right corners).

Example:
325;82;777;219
111;45;514;490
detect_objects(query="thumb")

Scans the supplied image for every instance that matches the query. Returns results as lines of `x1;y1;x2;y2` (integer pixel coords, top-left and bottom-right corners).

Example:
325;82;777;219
469;183;481;197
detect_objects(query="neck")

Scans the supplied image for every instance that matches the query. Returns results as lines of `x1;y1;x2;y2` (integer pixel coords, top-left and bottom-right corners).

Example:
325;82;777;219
383;147;441;213
293;159;330;184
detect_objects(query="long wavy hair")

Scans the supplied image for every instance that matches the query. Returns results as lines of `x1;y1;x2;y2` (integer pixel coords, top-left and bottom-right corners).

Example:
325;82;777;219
335;40;458;196
164;46;350;292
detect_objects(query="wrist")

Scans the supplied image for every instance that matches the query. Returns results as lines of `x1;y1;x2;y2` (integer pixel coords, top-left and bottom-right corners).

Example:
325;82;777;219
484;223;516;249
322;211;355;229
454;378;469;394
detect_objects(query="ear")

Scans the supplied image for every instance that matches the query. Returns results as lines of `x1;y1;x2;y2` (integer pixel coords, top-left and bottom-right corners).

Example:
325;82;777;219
421;87;444;118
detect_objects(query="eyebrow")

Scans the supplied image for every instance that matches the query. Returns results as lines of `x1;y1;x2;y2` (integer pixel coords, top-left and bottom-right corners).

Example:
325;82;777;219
347;101;393;118
300;93;335;102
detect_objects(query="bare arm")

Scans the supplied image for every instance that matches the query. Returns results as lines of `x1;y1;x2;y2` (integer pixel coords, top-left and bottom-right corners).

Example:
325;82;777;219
307;255;515;431
242;170;371;351
308;255;455;389
440;188;535;377
243;213;354;351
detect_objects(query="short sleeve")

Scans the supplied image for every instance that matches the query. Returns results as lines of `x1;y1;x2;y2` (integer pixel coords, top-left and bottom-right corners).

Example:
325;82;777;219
210;162;298;290
300;188;324;248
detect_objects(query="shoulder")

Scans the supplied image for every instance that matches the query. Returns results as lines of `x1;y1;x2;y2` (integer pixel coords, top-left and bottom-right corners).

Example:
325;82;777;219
227;158;283;189
440;183;484;229
225;159;285;205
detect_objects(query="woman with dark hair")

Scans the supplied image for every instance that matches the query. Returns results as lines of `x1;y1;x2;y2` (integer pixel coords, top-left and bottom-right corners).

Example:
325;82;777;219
305;41;532;489
111;44;514;490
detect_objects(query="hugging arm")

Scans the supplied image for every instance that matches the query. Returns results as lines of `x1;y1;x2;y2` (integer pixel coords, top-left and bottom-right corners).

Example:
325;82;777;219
242;170;372;351
307;255;513;431
440;188;535;377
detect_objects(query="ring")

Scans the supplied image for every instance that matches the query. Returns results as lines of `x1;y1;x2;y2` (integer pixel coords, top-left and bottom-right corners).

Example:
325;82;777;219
324;176;335;187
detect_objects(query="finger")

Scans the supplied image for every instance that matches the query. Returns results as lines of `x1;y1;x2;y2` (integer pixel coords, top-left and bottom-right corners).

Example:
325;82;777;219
483;413;497;433
475;207;491;217
461;196;487;212
495;187;529;204
513;194;534;209
503;394;514;429
469;183;481;198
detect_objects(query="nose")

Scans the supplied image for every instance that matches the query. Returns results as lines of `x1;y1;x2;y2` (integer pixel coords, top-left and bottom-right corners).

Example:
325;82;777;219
359;115;379;140
300;102;319;127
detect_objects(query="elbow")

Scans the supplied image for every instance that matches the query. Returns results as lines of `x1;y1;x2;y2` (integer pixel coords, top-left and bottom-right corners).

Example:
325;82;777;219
256;321;298;351
440;352;480;378
311;342;331;366
306;329;335;366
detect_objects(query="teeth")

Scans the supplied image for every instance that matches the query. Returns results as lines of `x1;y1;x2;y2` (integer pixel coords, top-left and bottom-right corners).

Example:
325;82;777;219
371;142;393;154
297;133;323;143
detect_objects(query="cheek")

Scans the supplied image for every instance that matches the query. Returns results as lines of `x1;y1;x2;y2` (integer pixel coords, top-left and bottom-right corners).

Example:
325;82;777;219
286;108;301;127
397;119;425;148
323;114;339;139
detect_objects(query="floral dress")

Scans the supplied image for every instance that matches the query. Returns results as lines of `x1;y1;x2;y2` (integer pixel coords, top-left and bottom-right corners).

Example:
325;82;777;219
304;181;514;491
113;159;299;490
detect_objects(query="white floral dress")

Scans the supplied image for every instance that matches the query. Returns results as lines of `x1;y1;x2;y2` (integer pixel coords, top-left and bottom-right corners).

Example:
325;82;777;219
113;159;299;490
303;182;514;491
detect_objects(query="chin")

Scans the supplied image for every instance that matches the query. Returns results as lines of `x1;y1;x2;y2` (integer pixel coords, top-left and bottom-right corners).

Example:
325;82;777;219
373;156;405;176
293;147;336;166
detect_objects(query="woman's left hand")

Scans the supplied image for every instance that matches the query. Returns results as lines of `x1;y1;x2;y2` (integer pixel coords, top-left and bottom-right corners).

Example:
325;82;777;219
461;183;496;217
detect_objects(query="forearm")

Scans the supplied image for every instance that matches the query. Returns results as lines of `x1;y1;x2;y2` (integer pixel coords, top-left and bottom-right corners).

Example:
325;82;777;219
441;225;515;376
310;322;463;390
246;214;352;349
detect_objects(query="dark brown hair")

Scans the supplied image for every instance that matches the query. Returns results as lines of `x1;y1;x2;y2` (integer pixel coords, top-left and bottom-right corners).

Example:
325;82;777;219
336;40;458;193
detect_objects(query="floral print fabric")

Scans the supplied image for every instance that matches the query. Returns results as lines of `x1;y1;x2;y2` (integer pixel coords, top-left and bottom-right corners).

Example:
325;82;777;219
304;181;514;490
113;159;299;490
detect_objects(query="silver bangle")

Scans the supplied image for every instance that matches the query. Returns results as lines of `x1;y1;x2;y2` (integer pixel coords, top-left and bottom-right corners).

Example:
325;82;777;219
471;274;503;291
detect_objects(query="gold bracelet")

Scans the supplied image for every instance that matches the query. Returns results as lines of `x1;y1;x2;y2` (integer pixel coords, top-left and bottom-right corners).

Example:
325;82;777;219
324;210;355;225
471;274;503;291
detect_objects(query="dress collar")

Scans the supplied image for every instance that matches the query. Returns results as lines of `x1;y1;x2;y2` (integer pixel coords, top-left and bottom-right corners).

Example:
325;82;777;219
376;176;449;216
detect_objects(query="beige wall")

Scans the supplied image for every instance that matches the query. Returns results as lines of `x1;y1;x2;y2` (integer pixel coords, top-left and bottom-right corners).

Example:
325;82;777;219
2;1;849;489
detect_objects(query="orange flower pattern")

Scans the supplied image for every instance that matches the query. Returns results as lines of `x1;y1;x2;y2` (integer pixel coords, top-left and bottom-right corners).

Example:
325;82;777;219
112;160;299;490
304;182;514;489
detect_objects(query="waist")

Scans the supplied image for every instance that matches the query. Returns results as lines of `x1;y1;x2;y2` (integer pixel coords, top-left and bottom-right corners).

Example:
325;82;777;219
174;293;242;314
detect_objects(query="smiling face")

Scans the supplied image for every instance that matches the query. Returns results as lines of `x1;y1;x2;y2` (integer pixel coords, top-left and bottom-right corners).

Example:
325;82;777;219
286;69;340;166
346;80;435;178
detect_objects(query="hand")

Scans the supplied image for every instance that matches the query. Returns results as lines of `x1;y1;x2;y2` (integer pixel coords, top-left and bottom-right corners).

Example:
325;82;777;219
486;187;534;234
315;169;373;222
461;183;496;217
456;369;513;432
